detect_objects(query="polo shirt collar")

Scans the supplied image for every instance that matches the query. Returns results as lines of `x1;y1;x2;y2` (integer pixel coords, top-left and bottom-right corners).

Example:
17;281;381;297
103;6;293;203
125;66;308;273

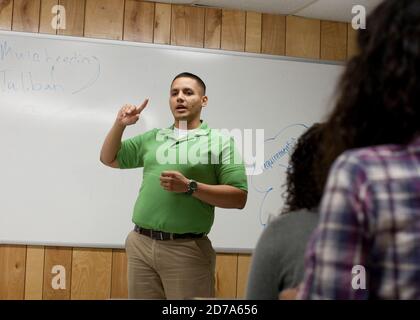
158;120;210;141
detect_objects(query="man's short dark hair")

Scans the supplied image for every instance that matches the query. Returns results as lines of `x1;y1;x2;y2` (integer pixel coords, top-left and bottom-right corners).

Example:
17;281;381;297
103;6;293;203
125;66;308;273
172;72;206;95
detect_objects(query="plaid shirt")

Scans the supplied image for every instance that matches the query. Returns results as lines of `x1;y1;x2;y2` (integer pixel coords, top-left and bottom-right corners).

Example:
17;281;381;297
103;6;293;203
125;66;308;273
298;137;420;299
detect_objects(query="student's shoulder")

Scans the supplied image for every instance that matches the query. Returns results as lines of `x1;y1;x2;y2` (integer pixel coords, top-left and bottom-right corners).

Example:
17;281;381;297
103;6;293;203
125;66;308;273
254;210;318;262
337;142;414;165
333;143;414;180
271;210;318;232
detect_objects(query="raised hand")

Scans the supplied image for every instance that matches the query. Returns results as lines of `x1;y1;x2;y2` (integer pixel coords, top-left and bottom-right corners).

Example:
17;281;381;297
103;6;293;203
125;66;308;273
116;98;149;126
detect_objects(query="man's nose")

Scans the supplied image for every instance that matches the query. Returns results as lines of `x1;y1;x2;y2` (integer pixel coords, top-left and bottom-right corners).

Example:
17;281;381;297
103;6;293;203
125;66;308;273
176;94;185;102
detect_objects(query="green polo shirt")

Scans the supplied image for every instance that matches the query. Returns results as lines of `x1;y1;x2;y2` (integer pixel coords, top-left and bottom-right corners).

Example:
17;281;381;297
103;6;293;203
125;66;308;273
116;121;248;234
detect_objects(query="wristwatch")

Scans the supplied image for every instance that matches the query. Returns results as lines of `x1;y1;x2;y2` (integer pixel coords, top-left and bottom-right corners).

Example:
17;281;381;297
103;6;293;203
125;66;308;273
186;179;198;195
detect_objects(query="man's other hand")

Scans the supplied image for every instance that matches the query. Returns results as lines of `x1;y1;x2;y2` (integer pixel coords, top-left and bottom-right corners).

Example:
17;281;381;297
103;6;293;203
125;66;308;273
160;171;189;193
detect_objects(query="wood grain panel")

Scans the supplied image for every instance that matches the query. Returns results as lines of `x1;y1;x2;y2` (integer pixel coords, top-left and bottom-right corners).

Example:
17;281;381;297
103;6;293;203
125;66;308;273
12;0;41;32
286;16;320;59
321;20;347;61
124;0;154;43
171;4;204;48
110;249;128;299
262;14;285;55
24;246;45;300
58;0;85;36
0;245;26;300
153;2;171;44
204;8;221;49
43;247;72;300
0;0;13;30
70;248;112;300
84;0;124;40
245;11;261;53
221;9;245;52
39;0;58;34
236;254;252;298
215;253;237;298
347;23;359;59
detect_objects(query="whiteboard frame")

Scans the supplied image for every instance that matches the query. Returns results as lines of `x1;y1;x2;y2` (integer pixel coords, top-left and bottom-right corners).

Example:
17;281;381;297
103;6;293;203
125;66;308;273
0;30;344;253
0;30;343;68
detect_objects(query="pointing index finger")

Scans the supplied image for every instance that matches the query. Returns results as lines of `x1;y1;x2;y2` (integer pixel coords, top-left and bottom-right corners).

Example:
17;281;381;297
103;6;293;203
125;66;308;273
136;98;149;114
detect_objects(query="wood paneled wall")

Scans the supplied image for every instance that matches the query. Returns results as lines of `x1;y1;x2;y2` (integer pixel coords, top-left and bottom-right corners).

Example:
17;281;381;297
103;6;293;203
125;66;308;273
0;0;358;300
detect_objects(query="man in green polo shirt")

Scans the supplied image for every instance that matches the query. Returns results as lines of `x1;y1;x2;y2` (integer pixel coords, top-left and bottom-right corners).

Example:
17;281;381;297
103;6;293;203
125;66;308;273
100;72;248;299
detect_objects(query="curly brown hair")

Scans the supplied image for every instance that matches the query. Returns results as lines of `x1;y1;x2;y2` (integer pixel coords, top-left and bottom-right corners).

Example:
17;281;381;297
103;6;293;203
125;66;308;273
320;0;420;190
282;123;325;213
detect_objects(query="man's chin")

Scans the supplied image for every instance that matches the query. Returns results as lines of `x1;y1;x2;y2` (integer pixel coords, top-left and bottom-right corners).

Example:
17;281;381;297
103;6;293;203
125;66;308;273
174;114;190;121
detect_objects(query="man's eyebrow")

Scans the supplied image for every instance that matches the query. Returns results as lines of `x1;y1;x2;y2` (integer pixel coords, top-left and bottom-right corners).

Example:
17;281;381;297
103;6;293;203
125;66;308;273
171;87;194;91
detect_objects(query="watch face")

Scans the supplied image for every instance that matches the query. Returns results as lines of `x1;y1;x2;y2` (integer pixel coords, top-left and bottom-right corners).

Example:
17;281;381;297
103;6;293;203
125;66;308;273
190;180;198;190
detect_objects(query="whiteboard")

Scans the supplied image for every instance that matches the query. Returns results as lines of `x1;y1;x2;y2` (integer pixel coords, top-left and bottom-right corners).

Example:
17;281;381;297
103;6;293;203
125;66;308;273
0;31;344;252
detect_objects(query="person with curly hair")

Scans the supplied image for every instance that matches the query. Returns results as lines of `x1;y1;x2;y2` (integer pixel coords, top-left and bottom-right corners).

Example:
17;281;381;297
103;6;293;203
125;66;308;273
246;123;325;299
298;0;420;299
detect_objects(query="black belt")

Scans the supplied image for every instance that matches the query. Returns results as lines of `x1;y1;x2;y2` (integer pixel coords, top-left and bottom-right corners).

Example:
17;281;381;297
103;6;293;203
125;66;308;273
134;225;205;241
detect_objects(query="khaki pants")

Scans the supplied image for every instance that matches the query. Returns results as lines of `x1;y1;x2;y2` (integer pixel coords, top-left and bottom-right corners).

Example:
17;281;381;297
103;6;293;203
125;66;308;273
125;230;216;299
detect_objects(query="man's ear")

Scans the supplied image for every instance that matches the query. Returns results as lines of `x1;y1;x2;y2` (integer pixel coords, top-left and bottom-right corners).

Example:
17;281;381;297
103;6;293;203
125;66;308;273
201;96;208;107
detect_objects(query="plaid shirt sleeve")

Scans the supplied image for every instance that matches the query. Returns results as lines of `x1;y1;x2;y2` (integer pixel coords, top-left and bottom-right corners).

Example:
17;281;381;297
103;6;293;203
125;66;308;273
298;152;372;299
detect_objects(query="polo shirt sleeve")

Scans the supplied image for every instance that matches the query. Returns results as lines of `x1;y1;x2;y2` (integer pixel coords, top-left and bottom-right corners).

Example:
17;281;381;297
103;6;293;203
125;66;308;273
215;137;248;192
116;133;145;169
